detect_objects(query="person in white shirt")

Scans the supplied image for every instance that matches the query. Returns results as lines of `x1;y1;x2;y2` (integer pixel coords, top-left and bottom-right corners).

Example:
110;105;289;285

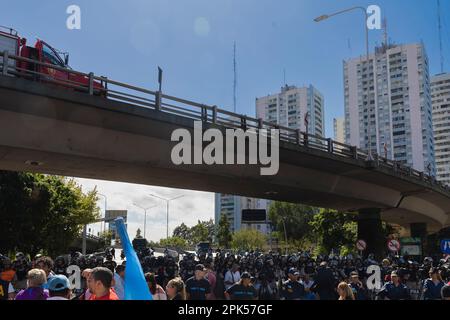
224;263;240;291
113;264;125;300
46;274;72;300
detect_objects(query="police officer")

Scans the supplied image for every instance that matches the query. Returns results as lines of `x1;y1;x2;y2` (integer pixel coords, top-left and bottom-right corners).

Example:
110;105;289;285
377;271;411;300
280;268;305;300
225;272;257;300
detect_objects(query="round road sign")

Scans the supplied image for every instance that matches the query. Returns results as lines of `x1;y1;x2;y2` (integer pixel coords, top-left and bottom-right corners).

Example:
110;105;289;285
356;239;367;251
387;239;401;252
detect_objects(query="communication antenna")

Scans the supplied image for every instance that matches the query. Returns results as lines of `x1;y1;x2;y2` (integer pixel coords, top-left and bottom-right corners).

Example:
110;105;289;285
283;68;286;86
382;17;388;47
233;41;237;113
437;0;444;73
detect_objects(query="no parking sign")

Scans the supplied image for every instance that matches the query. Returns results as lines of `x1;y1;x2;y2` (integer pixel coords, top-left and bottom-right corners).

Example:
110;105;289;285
387;239;401;253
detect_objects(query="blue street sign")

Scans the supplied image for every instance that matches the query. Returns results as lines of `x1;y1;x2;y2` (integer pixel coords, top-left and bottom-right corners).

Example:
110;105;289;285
440;239;450;254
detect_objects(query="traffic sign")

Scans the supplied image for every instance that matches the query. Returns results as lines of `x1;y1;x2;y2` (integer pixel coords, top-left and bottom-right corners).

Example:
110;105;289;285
387;239;401;252
440;239;450;254
356;239;367;251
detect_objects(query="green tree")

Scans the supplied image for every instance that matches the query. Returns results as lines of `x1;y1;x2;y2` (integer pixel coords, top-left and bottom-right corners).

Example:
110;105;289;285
172;223;191;242
231;229;266;251
159;236;188;249
98;230;113;248
0;171;99;257
217;213;232;248
268;202;317;243
190;220;209;245
309;209;357;254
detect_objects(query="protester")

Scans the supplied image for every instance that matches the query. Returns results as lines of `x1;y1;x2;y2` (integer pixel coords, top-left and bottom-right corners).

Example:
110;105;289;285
441;284;450;300
423;267;445;300
348;271;367;300
337;282;355;300
15;269;49;300
0;277;15;300
185;264;211;300
224;263;240;290
299;273;316;300
145;272;167;300
166;277;186;300
36;256;55;289
113;264;125;300
377;271;411;300
79;268;93;300
47;274;72;300
205;262;217;300
87;267;119;300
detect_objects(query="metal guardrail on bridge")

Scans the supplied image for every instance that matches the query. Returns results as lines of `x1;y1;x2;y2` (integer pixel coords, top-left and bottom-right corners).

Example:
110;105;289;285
0;50;448;193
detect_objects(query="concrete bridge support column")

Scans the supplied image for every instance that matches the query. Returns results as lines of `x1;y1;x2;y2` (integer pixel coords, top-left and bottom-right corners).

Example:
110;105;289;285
357;208;385;260
410;223;427;255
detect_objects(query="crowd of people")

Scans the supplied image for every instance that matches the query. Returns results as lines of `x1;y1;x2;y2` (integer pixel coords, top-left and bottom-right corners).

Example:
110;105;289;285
1;247;450;300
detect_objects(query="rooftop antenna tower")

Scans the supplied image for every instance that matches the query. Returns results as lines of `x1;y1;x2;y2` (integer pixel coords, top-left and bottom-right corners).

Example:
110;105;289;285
233;41;237;113
437;0;444;73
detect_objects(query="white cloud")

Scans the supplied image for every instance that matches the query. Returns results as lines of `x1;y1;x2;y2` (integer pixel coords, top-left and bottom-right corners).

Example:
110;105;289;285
74;178;214;242
194;17;210;37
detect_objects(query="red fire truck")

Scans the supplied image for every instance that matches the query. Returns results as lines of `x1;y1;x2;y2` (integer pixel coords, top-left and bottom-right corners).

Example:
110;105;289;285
0;26;104;93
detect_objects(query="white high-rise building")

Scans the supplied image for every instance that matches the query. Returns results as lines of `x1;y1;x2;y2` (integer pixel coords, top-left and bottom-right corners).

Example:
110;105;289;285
344;43;435;173
334;117;345;143
214;194;270;235
256;84;324;136
432;73;450;185
215;84;325;236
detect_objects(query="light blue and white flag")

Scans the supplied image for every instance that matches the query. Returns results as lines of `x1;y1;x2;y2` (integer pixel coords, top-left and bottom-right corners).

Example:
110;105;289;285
115;217;152;300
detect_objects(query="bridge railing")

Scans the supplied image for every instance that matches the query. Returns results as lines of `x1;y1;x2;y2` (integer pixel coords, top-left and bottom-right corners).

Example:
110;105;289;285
1;51;449;192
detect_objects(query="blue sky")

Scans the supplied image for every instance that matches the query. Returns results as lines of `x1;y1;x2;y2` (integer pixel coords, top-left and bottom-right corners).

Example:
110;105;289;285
2;0;448;241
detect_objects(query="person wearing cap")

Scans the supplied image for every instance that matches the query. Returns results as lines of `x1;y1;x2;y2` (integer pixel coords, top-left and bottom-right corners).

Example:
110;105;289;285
185;264;211;300
224;272;257;300
280;268;305;300
348;271;367;300
47;275;72;300
377;271;411;300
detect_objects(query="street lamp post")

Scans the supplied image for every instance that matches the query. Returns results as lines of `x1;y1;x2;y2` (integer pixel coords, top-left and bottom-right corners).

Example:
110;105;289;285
148;193;184;239
133;203;158;239
98;193;107;234
314;6;373;161
280;216;288;255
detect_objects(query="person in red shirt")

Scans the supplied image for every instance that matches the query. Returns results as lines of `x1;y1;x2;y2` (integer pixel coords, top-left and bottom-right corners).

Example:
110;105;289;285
87;267;119;300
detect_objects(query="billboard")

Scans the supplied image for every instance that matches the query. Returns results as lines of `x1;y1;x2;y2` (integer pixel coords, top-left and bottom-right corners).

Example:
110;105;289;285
242;209;266;222
105;210;127;222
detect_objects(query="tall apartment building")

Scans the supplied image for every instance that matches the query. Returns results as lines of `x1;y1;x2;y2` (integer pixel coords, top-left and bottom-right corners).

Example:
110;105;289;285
334;117;345;143
431;73;450;185
256;84;324;136
214;194;271;235
344;43;435;174
215;84;325;235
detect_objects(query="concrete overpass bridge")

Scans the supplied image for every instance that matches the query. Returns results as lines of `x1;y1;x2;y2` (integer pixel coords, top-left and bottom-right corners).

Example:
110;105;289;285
1;52;450;257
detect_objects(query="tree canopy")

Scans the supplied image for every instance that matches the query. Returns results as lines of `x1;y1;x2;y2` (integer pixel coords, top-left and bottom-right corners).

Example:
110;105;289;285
0;171;100;257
